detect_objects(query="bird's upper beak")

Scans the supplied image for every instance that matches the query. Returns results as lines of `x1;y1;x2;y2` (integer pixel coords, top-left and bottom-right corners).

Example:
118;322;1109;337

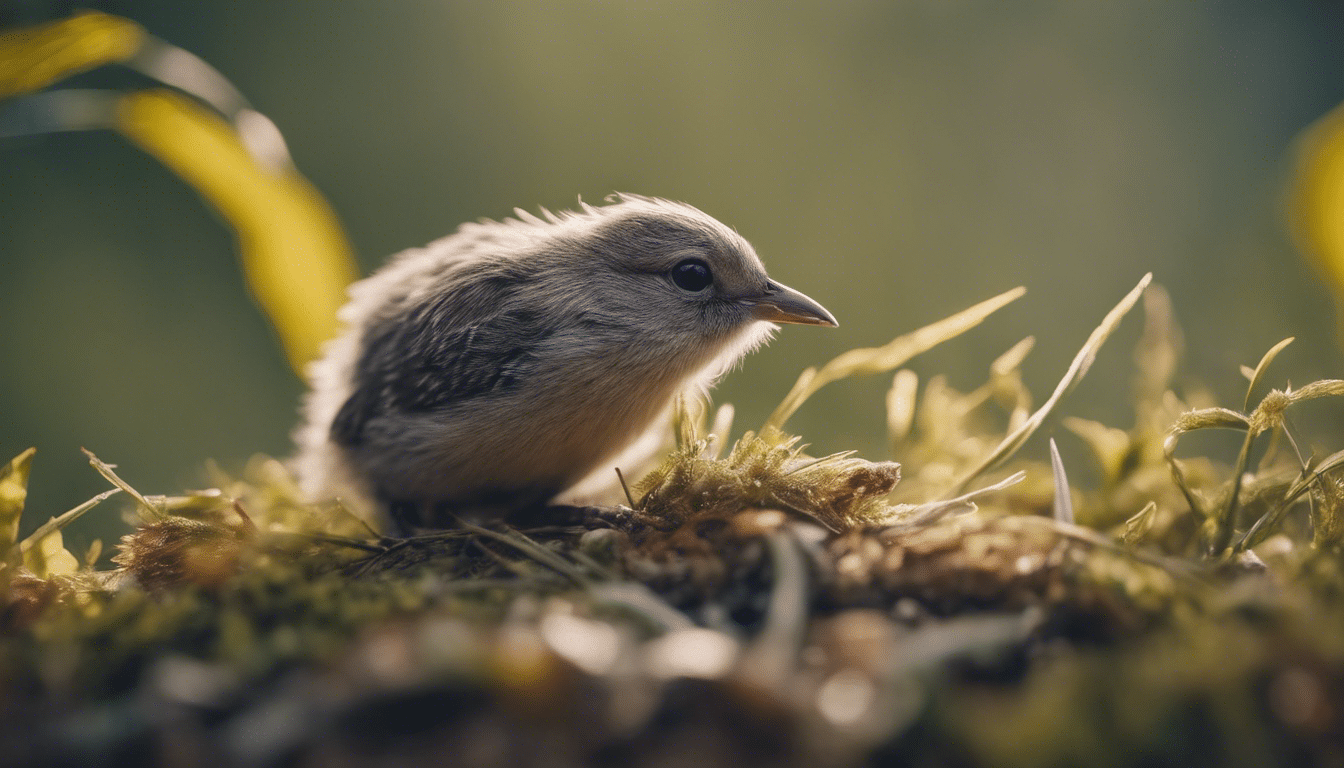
742;281;838;327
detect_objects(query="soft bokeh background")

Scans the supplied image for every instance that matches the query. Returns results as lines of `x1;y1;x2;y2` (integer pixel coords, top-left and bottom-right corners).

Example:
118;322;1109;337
3;1;1344;549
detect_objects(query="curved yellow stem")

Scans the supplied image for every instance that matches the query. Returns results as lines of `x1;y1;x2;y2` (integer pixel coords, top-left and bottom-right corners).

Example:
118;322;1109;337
116;90;357;375
0;10;145;96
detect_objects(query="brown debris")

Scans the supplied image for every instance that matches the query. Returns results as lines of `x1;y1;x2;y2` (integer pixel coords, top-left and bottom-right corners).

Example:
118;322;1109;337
113;516;252;592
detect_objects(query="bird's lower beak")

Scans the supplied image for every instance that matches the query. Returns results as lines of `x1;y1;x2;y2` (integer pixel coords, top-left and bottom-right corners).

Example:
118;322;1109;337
744;281;838;327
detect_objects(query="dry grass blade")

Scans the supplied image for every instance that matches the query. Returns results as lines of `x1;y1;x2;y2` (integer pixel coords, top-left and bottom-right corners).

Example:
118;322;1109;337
1243;337;1294;412
450;518;588;585
672;393;699;449
1241;380;1344;435
1285;379;1344;404
274;531;384;553
1236;447;1344;551
82;447;160;515
615;467;638;509
991;336;1037;376
1049;438;1074;524
707;403;735;460
1121;501;1159;545
1161;407;1253;528
764;286;1027;431
1212;429;1259;555
1168;408;1252;436
1135;285;1182;403
886;369;920;444
1013;515;1202;580
783;449;858;476
891;471;1027;527
1200;371;1344;555
951;273;1152;495
1161;404;1258;547
1234;380;1344;436
1290;448;1344;500
18;489;121;556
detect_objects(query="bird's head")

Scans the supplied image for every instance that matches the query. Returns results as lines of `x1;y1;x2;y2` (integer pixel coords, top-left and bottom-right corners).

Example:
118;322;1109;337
546;195;836;348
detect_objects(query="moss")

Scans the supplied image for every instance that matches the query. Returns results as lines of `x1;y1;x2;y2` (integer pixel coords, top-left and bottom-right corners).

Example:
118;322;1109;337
5;280;1344;766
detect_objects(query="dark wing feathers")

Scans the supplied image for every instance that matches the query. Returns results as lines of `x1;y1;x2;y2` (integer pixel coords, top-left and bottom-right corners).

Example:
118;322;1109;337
331;285;552;446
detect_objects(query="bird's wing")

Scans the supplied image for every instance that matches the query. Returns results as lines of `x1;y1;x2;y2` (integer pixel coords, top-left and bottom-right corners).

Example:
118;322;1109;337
330;293;552;446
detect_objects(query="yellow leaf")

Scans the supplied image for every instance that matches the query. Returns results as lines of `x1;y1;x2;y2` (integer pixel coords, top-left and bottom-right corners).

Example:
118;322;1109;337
115;89;358;375
1;12;355;375
1062;417;1132;484
22;526;80;579
1121;501;1158;546
0;448;36;556
0;11;145;97
1291;101;1344;342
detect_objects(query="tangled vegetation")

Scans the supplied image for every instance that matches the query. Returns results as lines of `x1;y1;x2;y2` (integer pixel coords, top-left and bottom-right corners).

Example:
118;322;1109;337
4;276;1344;767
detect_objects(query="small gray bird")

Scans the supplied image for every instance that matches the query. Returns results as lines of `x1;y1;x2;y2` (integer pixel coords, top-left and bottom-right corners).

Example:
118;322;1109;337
293;194;836;530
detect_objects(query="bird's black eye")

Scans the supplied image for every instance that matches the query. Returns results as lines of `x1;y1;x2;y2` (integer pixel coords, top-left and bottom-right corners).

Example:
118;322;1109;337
671;259;713;292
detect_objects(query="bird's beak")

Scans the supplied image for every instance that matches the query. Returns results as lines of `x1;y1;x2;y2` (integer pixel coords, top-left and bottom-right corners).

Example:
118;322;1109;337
743;281;838;327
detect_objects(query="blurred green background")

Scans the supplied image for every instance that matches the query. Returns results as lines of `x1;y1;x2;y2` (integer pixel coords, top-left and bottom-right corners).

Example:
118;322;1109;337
3;1;1343;550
